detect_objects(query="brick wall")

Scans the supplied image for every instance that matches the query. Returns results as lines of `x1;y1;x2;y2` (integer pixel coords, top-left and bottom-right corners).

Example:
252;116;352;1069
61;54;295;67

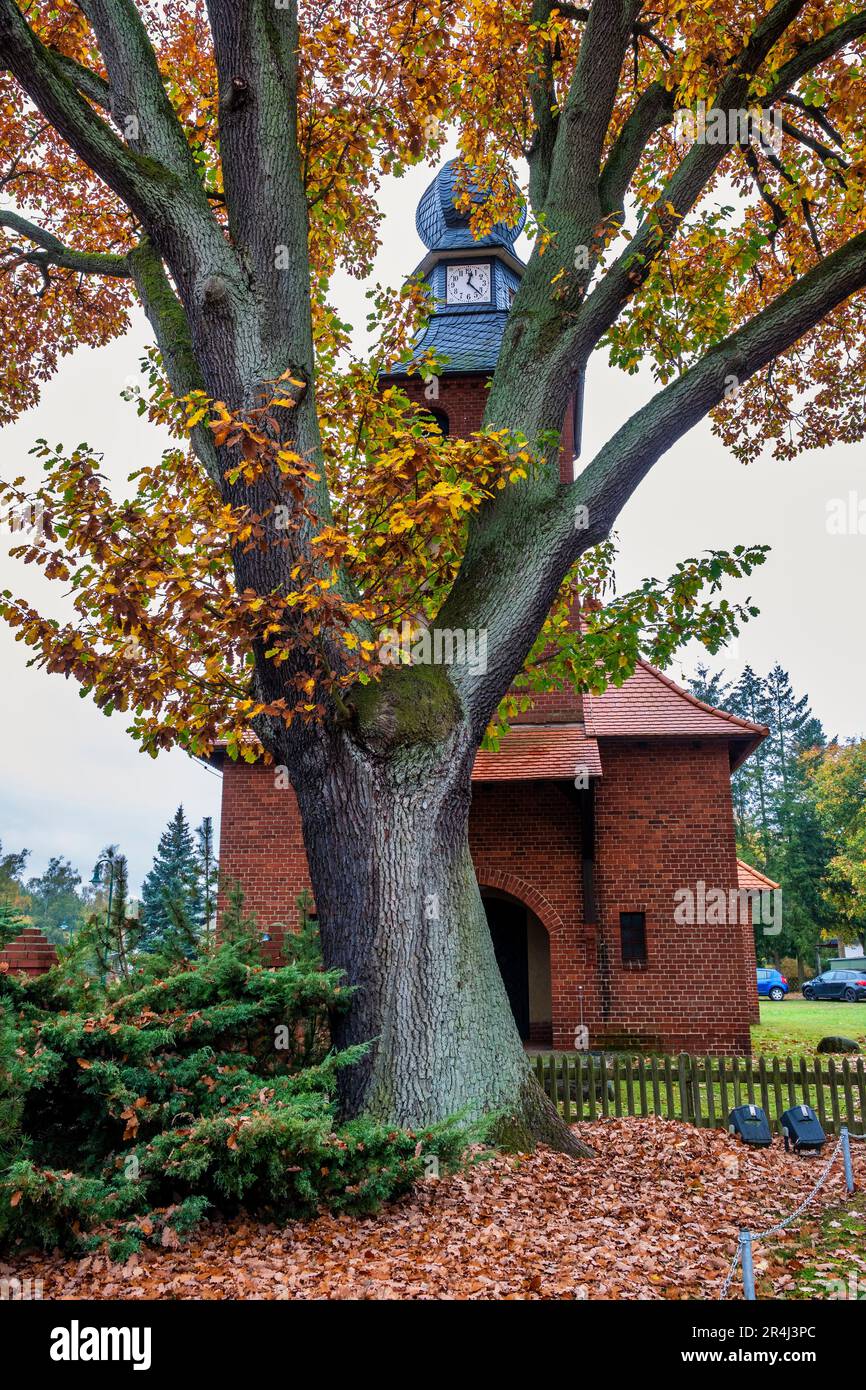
217;759;313;960
386;373;576;481
388;372;492;439
592;741;753;1053
469;780;597;1050
218;739;755;1053
0;927;58;977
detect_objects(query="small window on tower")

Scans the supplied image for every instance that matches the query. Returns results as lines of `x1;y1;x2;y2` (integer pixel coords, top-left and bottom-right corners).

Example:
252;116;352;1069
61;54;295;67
620;912;647;965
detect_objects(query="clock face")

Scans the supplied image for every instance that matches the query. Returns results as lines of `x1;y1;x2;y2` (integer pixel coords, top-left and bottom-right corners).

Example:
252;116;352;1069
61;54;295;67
446;263;491;305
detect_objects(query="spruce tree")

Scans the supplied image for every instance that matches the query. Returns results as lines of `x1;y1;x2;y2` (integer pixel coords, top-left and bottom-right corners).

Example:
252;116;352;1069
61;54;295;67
729;666;774;853
195;817;219;949
687;662;835;971
140;807;203;952
687;663;733;712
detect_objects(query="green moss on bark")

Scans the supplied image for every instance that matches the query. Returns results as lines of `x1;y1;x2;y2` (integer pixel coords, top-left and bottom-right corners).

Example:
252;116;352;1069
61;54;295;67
349;665;463;751
489;1073;595;1158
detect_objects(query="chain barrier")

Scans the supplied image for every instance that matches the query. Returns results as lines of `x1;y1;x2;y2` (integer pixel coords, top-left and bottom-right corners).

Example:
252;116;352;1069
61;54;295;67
749;1136;843;1242
719;1127;861;1300
719;1245;742;1300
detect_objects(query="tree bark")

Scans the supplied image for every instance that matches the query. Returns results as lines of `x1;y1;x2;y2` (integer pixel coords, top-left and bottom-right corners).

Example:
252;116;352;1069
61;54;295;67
283;695;591;1158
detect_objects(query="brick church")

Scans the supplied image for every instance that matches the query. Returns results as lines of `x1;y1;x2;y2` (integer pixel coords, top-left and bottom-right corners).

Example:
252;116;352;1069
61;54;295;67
214;161;773;1056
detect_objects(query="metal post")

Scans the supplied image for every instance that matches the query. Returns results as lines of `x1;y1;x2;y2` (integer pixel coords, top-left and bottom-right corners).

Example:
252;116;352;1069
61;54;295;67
739;1231;756;1301
841;1127;855;1193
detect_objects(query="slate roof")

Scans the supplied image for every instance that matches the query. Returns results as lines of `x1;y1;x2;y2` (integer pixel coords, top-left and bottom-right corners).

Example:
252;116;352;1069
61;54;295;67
415;159;526;253
401;309;512;375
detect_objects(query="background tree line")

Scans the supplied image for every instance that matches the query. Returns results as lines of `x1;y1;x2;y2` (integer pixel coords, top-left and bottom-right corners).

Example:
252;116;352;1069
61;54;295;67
0;807;218;964
687;663;866;978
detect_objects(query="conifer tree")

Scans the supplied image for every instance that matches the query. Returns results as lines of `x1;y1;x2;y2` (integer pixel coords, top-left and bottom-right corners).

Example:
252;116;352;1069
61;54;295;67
140;808;203;953
79;851;141;978
195;817;219;950
730;666;775;852
687;662;834;971
687;663;733;712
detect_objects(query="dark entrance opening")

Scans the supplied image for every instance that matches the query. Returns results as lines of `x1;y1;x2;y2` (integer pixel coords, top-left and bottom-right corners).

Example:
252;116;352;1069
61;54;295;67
483;897;530;1040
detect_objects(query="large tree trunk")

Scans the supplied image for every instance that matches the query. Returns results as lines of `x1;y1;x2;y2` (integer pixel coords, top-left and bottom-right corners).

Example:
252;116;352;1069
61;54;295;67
283;686;590;1158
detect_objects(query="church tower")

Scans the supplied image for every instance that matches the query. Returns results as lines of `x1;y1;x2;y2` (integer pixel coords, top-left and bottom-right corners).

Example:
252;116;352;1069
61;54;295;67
380;160;577;470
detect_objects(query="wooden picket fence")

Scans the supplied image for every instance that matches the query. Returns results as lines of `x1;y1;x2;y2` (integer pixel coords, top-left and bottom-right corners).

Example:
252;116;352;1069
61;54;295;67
534;1050;866;1135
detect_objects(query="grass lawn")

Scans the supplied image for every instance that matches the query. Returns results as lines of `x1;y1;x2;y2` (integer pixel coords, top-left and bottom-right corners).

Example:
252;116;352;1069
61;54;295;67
752;997;866;1059
761;1193;866;1299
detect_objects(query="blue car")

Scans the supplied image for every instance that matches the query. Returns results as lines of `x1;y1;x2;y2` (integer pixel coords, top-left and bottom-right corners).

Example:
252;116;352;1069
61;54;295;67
757;967;789;1001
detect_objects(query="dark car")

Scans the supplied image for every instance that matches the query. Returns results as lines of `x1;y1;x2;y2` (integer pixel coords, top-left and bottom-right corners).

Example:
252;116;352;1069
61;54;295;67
802;969;866;1003
756;966;789;1001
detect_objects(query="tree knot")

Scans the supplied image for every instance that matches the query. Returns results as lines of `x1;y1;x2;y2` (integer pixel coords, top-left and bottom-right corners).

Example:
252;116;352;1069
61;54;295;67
225;77;251;113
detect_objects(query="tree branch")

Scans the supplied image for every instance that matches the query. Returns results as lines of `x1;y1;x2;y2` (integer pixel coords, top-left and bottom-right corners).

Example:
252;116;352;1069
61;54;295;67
598;78;676;221
553;0;643;199
0;0;256;396
577;227;866;534
75;0;203;186
780;117;848;180
566;0;811;358
204;0;313;377
126;239;221;486
48;47;111;109
446;227;866;734
743;144;787;242
526;0;559;212
780;95;846;150
491;0;812;474
552;3;675;56
0;208;130;277
765;10;866;100
755;135;824;258
0;0;179;226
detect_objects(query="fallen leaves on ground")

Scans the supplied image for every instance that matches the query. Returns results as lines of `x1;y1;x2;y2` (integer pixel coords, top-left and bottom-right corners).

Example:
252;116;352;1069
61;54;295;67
4;1117;863;1300
762;1193;866;1299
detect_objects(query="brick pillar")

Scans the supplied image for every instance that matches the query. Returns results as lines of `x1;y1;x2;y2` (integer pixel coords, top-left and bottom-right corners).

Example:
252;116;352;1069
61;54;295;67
0;927;59;977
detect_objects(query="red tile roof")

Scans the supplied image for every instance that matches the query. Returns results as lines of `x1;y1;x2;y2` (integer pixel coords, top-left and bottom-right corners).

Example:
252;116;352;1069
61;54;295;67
582;660;767;769
471;726;602;781
736;858;781;892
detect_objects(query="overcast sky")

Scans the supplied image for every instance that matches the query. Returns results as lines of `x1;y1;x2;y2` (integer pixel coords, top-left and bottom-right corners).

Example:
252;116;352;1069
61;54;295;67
1;155;863;894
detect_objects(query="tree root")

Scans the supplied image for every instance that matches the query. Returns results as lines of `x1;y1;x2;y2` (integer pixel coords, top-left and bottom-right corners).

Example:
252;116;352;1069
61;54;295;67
489;1072;595;1159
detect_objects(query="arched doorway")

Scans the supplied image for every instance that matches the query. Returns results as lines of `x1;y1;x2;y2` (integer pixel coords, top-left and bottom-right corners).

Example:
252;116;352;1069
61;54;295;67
422;406;449;437
481;889;551;1044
